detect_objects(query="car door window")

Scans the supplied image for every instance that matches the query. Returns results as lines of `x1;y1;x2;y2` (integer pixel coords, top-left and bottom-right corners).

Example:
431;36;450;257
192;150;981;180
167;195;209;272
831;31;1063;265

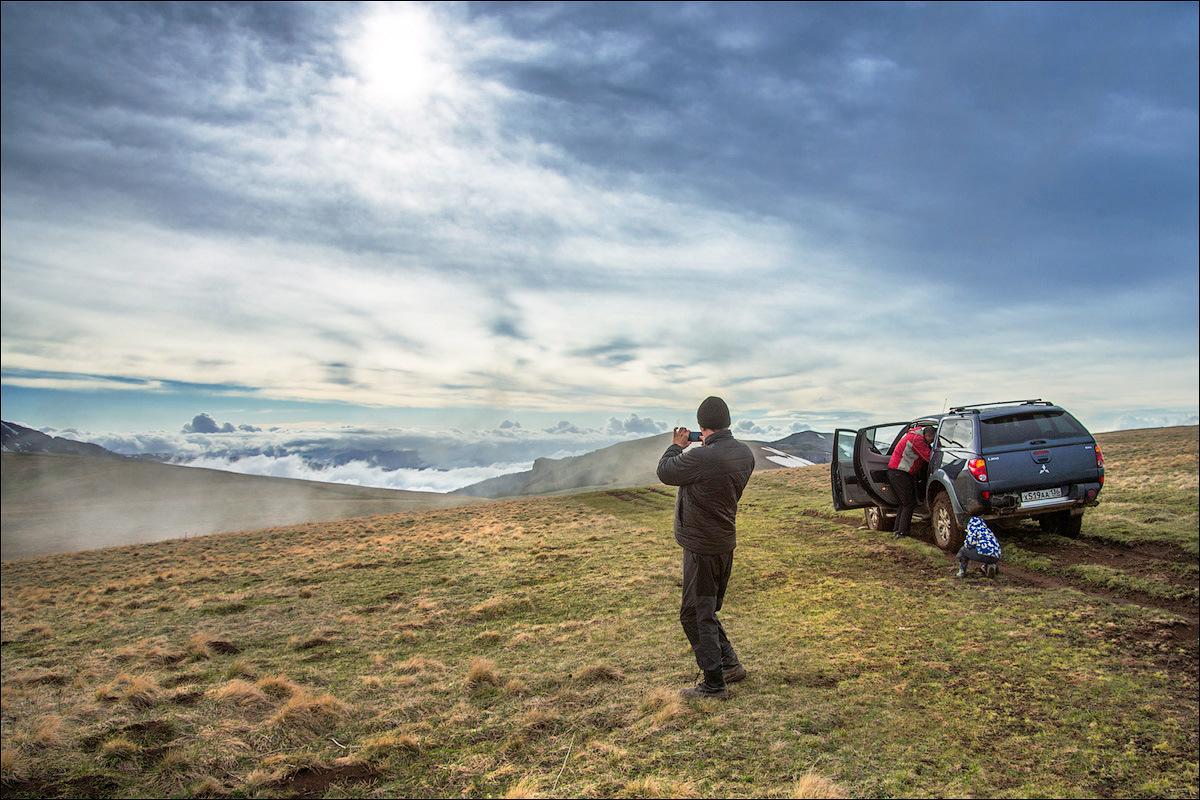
871;424;908;456
939;418;975;450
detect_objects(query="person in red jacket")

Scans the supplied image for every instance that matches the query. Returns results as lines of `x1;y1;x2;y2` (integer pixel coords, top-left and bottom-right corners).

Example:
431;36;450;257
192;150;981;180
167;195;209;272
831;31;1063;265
887;424;936;538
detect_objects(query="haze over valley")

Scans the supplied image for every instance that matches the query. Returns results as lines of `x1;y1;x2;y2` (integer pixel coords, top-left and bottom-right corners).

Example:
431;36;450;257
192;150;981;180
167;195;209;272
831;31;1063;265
2;417;823;559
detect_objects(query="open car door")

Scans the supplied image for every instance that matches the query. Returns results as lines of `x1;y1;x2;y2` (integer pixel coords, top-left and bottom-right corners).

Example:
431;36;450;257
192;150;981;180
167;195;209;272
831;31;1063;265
831;428;874;510
832;422;917;510
854;423;912;507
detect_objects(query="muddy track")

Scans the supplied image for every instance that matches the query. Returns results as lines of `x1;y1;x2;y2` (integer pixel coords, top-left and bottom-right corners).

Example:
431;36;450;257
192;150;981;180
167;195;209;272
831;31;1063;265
829;506;1199;662
914;524;1198;660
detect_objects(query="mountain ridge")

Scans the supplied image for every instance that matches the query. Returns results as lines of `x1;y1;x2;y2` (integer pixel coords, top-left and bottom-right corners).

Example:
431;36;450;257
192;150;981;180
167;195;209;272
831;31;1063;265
453;432;820;499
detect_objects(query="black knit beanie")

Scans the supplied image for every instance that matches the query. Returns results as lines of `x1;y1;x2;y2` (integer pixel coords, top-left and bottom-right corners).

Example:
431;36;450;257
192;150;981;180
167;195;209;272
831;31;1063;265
697;396;731;430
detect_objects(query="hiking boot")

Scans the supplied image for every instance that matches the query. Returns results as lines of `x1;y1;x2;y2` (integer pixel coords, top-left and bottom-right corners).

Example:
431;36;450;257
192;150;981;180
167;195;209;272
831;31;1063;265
893;531;905;539
681;670;728;700
955;568;966;579
681;681;728;700
722;664;748;684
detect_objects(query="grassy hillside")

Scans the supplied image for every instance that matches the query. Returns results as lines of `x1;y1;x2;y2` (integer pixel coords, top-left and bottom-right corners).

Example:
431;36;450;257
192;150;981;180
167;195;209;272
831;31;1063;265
1;427;1196;798
1;453;485;561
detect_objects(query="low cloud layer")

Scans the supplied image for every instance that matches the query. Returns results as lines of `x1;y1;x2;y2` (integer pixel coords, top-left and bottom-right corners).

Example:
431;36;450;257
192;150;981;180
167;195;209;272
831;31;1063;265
33;410;817;492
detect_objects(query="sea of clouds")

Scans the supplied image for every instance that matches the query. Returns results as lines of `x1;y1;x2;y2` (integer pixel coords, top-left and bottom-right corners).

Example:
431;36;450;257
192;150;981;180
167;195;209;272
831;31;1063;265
53;412;809;494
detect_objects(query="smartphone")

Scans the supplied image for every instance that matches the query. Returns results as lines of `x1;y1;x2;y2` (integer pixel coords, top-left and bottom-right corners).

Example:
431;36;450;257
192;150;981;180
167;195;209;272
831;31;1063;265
688;431;703;442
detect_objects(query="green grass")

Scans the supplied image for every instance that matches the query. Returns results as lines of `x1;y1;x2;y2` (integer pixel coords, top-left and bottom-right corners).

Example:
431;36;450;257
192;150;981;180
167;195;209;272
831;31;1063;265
1;428;1196;798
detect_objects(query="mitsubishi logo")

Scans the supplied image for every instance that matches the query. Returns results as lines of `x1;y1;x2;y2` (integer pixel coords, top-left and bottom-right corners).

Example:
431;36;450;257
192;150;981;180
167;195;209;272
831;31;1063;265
1039;465;1050;474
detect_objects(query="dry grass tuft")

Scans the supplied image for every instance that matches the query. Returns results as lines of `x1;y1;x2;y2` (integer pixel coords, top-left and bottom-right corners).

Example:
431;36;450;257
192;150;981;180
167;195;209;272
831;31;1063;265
395;656;445;675
223;657;256;679
29;714;67;748
361;731;421;759
624;777;700;798
99;736;140;764
586;740;630;765
187;632;213;659
210;679;271;709
188;776;224;797
20;624;52;640
8;669;68;687
245;768;275;788
145;645;187;666
791;771;850;799
159;748;191;772
502;774;540;798
573;662;624;683
466;658;501;687
258;674;300;699
0;747;24;783
474;630;503;646
96;673;160;708
520;707;558;734
637;688;686;728
187;632;240;659
269;689;350;733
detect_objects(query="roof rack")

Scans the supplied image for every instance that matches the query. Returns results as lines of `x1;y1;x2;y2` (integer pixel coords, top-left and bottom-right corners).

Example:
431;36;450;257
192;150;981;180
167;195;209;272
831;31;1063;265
948;399;1050;414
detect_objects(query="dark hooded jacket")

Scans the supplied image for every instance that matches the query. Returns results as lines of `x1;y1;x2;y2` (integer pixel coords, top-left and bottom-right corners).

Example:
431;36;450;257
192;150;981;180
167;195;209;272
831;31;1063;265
657;429;756;554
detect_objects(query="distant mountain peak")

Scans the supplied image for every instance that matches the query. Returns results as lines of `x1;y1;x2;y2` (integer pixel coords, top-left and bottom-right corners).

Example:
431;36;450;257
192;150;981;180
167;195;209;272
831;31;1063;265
1;421;123;459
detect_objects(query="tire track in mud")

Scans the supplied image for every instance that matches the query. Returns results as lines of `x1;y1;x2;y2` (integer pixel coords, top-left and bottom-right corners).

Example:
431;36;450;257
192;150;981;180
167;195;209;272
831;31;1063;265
826;513;1198;663
936;527;1196;660
988;541;1198;658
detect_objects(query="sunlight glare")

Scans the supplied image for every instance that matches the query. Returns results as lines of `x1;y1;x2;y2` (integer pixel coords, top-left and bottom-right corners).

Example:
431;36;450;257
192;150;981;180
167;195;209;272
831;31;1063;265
349;3;450;108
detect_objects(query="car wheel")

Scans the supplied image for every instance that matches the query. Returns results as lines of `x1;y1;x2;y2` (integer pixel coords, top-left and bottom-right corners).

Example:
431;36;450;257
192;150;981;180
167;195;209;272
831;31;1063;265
931;494;965;552
1039;510;1082;538
865;506;895;532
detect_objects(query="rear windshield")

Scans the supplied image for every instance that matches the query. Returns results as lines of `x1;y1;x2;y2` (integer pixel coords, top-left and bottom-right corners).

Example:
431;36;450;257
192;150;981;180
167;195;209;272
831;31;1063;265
980;410;1091;447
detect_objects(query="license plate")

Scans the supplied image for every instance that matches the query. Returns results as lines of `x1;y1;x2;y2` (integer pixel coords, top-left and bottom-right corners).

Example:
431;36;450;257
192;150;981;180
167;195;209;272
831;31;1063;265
1021;487;1063;503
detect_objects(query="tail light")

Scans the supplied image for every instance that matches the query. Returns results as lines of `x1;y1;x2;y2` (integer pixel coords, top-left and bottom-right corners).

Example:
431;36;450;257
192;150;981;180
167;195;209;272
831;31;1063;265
967;458;988;482
1095;444;1104;469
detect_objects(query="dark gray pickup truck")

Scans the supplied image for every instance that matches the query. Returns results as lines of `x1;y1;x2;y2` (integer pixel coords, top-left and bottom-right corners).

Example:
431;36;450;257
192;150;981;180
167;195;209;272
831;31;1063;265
831;400;1105;551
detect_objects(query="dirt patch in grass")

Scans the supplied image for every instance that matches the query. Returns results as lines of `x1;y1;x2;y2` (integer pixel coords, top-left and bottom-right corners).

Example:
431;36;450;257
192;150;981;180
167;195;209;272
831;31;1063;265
3;775;122;798
268;764;382;798
968;517;1200;658
891;522;1200;664
993;561;1198;660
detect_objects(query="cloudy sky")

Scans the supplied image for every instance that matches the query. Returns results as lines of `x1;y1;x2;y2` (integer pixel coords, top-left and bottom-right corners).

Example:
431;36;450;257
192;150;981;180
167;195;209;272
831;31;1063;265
3;1;1198;460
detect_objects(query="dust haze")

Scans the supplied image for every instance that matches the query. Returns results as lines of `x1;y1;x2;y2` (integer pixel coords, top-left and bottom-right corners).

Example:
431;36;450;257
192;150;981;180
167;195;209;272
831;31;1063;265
0;453;483;561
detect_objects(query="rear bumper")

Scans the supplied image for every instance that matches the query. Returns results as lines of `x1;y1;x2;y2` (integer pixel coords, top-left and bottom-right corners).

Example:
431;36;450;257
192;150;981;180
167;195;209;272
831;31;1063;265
982;481;1103;518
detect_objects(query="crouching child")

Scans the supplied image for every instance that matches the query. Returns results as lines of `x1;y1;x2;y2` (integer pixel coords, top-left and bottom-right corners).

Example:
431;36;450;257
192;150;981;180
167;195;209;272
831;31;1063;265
957;517;1001;578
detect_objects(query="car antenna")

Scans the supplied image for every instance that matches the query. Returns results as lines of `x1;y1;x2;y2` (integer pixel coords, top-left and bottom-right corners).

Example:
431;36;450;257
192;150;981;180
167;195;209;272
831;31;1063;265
942;398;948;414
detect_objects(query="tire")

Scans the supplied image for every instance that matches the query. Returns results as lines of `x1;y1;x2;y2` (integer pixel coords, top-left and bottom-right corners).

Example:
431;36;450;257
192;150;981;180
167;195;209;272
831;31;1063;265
1039;510;1083;538
865;506;895;532
931;493;965;552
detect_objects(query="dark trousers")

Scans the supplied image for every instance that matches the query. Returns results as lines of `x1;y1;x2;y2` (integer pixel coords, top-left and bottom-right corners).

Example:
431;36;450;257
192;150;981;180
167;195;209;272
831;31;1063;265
888;468;918;535
680;550;739;674
958;545;1000;569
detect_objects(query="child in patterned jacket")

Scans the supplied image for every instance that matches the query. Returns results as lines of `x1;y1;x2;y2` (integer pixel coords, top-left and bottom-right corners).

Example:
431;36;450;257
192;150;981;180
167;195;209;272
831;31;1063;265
957;516;1002;578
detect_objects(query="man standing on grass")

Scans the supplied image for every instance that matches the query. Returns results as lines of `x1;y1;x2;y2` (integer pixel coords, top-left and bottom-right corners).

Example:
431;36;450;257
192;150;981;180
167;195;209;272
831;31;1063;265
657;396;756;700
